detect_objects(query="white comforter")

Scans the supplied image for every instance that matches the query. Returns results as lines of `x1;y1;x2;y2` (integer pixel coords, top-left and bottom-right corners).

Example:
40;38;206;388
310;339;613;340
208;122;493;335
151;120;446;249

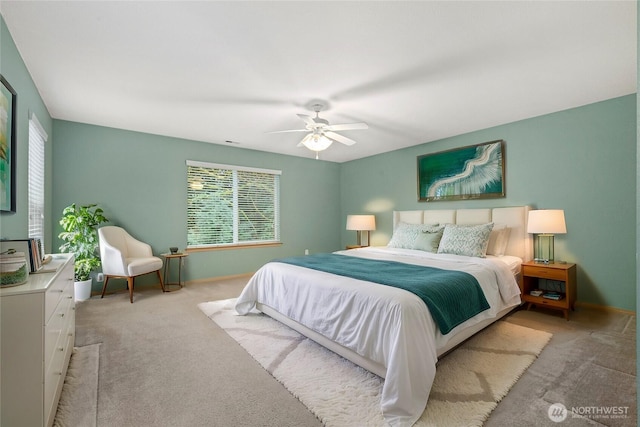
235;247;521;427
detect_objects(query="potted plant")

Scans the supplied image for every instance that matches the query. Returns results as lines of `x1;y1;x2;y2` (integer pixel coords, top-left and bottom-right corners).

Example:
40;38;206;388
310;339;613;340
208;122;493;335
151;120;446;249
58;203;109;301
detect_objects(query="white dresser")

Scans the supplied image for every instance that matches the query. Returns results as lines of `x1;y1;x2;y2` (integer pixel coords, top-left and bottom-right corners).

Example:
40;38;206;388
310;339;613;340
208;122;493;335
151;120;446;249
1;254;75;427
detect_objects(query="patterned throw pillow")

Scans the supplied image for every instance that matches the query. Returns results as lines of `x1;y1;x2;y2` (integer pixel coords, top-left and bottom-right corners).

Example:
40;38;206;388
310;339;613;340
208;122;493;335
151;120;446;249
437;223;495;258
388;222;441;249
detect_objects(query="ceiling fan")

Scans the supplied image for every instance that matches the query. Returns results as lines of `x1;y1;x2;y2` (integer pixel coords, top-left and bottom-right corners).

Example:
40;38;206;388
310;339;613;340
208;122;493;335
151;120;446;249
269;103;368;158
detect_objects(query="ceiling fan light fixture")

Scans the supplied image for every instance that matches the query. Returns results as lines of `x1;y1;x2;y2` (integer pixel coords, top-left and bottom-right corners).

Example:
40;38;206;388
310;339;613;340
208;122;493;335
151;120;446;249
301;133;333;152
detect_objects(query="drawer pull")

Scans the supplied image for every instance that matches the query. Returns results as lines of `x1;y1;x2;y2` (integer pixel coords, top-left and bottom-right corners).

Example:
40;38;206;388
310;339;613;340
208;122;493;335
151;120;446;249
56;372;63;376
57;289;64;293
59;313;65;318
58;347;64;352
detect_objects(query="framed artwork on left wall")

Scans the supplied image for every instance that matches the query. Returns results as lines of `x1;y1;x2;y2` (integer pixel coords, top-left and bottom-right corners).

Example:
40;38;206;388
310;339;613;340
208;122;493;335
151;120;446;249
0;75;17;213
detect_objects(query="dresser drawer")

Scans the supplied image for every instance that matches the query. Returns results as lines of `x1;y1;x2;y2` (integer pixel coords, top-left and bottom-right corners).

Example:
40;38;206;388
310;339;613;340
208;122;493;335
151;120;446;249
44;334;72;427
44;292;74;367
45;261;74;322
522;265;566;281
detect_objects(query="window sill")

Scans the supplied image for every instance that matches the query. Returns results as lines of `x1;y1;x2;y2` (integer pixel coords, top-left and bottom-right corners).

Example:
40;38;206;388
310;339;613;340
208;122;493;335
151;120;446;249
186;242;282;252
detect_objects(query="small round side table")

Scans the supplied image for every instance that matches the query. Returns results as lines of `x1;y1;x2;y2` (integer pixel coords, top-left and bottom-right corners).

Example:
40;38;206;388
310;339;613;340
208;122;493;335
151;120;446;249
161;252;189;291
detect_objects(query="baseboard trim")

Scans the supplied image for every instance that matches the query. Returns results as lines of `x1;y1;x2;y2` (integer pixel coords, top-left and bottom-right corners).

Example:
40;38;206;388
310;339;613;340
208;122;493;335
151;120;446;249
96;274;635;316
575;301;635;315
93;272;255;297
185;272;254;286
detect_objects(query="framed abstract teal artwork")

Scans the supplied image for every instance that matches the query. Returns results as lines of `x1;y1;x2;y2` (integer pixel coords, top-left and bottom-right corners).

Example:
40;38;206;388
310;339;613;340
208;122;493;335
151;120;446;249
0;75;17;213
417;140;505;202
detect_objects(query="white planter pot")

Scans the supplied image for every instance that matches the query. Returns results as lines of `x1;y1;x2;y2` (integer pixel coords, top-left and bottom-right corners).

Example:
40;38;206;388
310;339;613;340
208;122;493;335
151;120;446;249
74;279;92;301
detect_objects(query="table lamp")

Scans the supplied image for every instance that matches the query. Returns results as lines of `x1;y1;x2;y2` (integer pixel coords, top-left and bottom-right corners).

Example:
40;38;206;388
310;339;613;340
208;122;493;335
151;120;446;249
527;210;567;263
346;215;376;247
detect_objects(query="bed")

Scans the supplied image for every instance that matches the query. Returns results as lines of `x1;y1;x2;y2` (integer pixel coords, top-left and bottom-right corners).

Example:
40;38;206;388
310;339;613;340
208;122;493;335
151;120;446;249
235;206;531;427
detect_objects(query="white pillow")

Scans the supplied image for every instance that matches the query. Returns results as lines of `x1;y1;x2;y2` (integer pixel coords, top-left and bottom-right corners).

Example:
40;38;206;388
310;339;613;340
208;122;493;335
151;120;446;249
486;225;511;256
388;222;441;249
437;223;494;258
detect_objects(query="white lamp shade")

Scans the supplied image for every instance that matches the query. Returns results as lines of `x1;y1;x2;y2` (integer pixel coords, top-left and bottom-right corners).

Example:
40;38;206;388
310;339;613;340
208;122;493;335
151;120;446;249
527;210;567;234
346;215;376;231
301;133;333;152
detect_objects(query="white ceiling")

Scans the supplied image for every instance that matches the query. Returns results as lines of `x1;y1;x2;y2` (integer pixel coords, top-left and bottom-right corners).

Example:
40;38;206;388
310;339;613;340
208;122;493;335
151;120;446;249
1;1;636;163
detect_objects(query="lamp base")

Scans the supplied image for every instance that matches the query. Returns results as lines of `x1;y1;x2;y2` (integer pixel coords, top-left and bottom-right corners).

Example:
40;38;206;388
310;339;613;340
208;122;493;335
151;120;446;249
534;234;555;263
356;230;371;247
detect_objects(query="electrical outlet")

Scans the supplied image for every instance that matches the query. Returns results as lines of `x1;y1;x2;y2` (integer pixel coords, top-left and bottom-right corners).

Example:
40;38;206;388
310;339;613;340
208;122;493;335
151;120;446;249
304;249;309;255
96;273;104;282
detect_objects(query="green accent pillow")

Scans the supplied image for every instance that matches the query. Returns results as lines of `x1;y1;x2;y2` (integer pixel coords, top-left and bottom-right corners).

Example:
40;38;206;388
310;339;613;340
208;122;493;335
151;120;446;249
388;222;441;249
413;228;445;252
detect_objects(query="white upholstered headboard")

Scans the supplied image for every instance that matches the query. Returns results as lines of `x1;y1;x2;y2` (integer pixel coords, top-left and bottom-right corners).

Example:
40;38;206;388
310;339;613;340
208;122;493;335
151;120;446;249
393;206;532;261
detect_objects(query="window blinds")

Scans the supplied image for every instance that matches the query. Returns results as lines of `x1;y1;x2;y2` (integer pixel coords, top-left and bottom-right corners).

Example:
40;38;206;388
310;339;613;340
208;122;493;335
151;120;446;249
186;160;281;248
28;114;48;253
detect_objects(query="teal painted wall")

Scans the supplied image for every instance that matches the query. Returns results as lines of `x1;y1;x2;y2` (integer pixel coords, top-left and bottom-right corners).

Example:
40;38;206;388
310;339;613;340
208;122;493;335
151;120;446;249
52;121;341;290
0;17;54;249
2;15;636;311
340;95;637;312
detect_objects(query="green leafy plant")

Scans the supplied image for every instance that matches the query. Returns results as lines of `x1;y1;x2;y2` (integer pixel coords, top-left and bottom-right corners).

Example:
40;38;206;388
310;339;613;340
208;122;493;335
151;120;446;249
58;203;109;281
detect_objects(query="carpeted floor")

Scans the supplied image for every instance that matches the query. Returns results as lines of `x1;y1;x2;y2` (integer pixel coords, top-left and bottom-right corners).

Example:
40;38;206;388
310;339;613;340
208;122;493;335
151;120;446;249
199;298;552;426
71;276;636;427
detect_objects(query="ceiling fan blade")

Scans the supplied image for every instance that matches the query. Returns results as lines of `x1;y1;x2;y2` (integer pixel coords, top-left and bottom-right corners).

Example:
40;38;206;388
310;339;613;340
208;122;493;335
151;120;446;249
325;131;357;146
325;122;369;131
266;129;308;134
297;114;317;127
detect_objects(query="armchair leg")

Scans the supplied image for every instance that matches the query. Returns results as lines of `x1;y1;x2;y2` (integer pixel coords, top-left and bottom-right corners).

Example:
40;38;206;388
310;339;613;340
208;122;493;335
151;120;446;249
127;277;135;303
157;270;165;292
101;276;110;298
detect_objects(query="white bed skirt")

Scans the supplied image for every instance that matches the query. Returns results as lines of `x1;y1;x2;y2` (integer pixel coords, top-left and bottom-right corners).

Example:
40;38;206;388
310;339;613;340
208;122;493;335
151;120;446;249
257;301;518;379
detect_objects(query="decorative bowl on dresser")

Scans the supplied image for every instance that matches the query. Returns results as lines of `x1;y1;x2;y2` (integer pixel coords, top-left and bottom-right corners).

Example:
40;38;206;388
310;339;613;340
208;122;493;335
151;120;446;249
1;254;75;427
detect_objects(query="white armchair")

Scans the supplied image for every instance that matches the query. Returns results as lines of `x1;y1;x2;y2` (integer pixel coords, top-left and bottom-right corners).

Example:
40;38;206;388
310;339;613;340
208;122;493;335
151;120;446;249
98;226;165;303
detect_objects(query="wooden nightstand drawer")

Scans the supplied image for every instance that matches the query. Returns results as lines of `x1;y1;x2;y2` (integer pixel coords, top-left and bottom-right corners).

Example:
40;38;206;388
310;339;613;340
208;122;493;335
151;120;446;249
523;294;566;309
522;265;566;281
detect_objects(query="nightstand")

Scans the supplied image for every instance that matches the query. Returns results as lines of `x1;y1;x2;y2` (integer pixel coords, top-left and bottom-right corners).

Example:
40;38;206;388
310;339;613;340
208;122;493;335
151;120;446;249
521;261;577;320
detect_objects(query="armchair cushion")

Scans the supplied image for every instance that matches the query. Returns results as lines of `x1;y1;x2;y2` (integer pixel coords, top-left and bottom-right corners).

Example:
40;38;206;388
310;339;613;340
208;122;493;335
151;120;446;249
127;257;163;276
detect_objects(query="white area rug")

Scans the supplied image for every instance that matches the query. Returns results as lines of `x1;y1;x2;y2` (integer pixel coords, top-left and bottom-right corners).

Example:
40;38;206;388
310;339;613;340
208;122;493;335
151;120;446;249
199;299;552;427
53;343;100;427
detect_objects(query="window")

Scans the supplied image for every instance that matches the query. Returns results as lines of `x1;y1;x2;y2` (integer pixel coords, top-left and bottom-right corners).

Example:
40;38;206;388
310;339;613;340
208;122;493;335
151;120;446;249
28;114;47;254
186;160;281;249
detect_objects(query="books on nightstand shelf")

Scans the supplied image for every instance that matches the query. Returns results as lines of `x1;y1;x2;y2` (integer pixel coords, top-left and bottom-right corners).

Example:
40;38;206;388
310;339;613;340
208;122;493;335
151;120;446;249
542;292;563;300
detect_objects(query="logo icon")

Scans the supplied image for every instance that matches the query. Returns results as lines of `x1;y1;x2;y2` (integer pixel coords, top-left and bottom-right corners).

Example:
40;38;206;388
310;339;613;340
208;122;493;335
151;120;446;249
548;403;568;422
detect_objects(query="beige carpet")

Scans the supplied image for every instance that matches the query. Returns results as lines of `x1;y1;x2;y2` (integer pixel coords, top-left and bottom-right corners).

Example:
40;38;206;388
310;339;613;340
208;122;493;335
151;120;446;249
199;298;552;427
53;343;101;427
